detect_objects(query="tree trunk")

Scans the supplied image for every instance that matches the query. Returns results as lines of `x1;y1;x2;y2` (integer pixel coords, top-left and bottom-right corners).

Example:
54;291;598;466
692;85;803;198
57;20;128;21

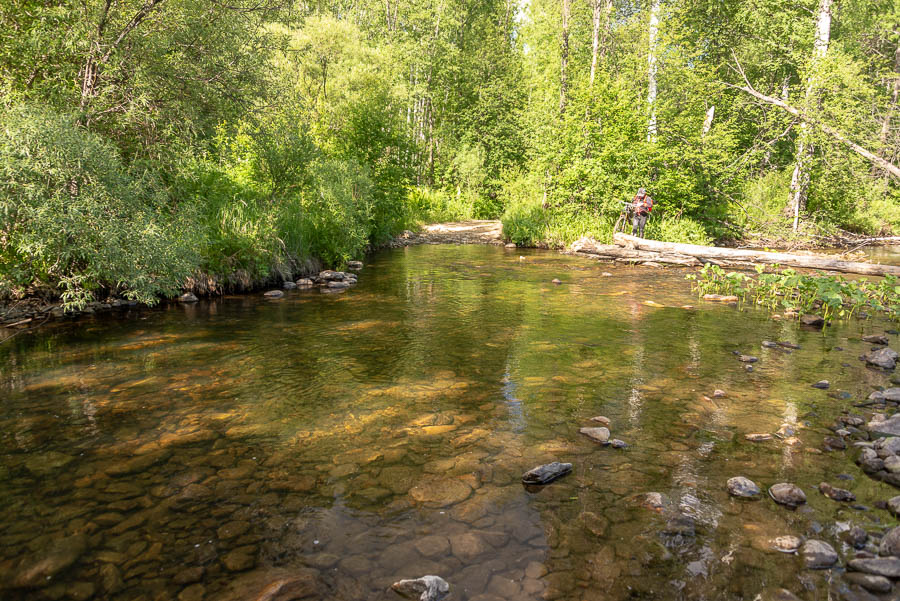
878;43;899;172
701;105;715;137
787;0;832;231
611;232;900;276
560;0;570;115
590;0;601;87
600;0;614;59
646;0;660;142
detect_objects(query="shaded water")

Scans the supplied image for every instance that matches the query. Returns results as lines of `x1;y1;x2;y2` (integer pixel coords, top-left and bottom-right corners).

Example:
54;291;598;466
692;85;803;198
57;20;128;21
1;245;898;601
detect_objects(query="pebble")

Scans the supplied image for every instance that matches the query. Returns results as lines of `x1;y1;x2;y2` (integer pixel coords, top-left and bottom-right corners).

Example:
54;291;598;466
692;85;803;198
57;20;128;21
738;354;758;363
801;539;838;569
768;483;807;507
609;439;627;448
819;482;855;502
579;427;610;444
551;278;562;285
263;290;284;298
812;380;830;389
726;476;760;498
590;416;611;425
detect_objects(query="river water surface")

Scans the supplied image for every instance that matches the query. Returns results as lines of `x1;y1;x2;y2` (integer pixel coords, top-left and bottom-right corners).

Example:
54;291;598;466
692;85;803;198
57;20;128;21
1;245;898;601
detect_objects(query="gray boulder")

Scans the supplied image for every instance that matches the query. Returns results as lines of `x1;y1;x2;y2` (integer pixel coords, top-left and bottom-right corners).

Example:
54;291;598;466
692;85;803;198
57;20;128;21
800;539;838;569
522;462;572;485
579;427;610;444
864;347;898;370
769;483;806;507
726;476;760;498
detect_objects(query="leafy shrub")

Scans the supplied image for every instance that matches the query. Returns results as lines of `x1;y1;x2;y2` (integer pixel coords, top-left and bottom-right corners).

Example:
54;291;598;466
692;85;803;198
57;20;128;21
0;102;197;308
406;187;475;224
645;215;712;245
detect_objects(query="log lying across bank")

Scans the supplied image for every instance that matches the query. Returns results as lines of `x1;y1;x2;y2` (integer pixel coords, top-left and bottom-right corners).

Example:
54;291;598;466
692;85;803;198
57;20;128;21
570;234;900;277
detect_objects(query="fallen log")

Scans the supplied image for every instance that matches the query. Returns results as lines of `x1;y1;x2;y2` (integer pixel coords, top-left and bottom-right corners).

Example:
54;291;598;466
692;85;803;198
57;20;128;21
570;239;703;266
612;233;900;277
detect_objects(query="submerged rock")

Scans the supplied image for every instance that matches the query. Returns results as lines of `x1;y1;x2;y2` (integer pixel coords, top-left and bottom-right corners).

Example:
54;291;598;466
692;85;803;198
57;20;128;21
590;415;611;425
769;483;807;507
282;281;297;290
843;572;892;594
862;335;889;345
391;575;450;601
869;388;900;402
745;433;773;442
609;439;627;449
864;347;898;370
263;290;284;298
868;415;900;437
847;557;900;578
801;539;838;569
178;293;199;303
819;482;855;502
879;526;900;557
521;462;572;485
800;314;825;327
296;278;314;287
738;354;758;363
579;427;610;444
726;476;761;498
777;341;801;349
5;534;88;588
812;380;830;389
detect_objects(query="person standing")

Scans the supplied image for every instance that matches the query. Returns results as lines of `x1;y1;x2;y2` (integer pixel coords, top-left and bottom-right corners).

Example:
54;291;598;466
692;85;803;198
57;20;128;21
631;187;654;238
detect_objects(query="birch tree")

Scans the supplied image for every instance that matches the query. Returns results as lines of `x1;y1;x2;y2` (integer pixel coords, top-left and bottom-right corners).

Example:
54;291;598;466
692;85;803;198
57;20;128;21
560;0;570;114
787;0;833;231
646;0;660;142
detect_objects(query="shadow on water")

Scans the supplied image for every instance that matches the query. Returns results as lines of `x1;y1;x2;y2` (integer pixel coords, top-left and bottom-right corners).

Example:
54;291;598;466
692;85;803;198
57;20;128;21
0;244;898;600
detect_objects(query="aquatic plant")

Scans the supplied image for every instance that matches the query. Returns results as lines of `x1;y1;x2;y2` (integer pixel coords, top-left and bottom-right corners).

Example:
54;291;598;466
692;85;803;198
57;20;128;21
686;264;900;322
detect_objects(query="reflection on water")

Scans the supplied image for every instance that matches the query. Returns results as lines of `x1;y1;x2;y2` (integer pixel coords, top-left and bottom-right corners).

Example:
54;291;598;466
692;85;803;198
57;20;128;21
0;245;897;600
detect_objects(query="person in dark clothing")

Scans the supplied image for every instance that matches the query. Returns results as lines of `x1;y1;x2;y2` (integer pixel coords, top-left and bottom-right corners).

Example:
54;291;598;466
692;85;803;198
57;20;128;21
631;187;653;238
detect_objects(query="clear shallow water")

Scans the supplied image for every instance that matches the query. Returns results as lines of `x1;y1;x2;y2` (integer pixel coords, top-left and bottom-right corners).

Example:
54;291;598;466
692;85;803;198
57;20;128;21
0;245;898;601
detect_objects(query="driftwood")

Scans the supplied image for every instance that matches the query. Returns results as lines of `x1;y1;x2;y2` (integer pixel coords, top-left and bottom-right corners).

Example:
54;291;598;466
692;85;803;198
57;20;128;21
612;233;900;277
570;239;703;266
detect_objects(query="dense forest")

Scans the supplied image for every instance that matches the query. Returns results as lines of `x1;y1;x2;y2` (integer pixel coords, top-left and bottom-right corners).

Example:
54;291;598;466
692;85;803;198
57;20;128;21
1;0;897;308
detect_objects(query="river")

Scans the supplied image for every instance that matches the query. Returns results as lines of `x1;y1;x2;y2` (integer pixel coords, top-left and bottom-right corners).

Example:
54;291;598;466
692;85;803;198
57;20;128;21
1;244;898;600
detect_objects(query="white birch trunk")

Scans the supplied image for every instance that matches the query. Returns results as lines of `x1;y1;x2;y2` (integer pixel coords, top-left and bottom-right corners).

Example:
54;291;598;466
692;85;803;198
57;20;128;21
788;0;832;231
701;105;715;137
590;0;601;87
560;0;570;115
646;0;660;143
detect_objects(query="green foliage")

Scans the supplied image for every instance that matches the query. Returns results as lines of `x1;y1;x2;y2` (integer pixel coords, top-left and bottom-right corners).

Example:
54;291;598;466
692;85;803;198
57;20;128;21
0;102;197;308
645;215;713;246
687;264;900;322
406;188;475;224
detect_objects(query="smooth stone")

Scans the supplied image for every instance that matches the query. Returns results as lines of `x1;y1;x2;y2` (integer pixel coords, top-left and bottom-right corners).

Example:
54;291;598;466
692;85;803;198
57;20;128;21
6;534;88;588
282;281;297;290
590;416;611;425
448;533;488;561
869;415;900;437
347;261;363;269
819;482;855;502
812;380;830;389
327;281;351;289
862;335;889;345
551;279;562;285
221;546;257;572
23;451;75;476
173;566;205;585
847;557;900;578
888;496;900;517
769;483;806;507
842;526;868;549
178;583;206;601
521;462;572;485
99;563;124;594
296;278;314;287
391;575;450;601
745;433;773;442
178;293;199;303
263;290;284;298
843;573;891;594
413;536;450;558
801;539;838;569
727;476;760;498
880;526;900;556
609;439;627;448
218;520;251;540
318;270;344;281
864;348;898;370
409;476;472;506
869;388;900;402
738;355;758;363
579;427;610;444
800;314;825;327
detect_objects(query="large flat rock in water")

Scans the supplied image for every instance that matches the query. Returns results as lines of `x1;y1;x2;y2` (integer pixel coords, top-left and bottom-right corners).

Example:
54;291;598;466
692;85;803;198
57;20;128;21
869;415;900;437
409;476;472;506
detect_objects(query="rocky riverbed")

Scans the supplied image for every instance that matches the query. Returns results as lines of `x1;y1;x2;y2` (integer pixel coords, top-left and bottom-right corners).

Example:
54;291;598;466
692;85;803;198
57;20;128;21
1;244;900;601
